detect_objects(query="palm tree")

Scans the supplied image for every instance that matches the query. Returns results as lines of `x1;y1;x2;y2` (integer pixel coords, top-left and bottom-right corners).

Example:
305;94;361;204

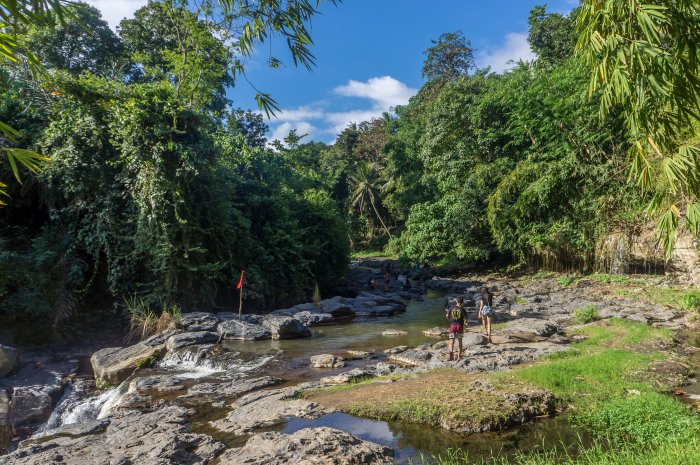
349;161;392;238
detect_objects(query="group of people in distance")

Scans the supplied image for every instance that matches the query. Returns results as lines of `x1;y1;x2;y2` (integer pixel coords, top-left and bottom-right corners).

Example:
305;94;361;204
445;287;494;361
368;262;412;291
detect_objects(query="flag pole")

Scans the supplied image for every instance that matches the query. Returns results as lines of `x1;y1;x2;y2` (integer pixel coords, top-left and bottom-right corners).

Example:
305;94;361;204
237;270;245;321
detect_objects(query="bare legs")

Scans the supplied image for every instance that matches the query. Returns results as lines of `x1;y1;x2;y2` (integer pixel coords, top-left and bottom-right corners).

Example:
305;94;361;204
481;316;492;342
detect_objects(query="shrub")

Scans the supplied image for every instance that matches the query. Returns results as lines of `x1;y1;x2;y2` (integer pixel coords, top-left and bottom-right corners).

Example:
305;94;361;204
681;290;700;312
574;305;599;324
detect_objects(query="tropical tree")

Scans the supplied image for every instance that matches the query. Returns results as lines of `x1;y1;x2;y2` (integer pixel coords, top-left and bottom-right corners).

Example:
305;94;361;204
576;0;700;253
349;160;392;238
422;30;475;83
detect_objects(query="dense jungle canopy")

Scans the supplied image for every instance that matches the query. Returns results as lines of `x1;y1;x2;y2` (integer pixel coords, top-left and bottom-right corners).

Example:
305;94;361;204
0;0;698;334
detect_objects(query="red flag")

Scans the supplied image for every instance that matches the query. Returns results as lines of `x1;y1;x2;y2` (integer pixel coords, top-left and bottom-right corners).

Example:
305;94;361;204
235;270;245;289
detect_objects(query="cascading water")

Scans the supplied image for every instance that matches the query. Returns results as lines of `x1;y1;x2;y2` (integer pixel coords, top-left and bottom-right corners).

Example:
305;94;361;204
41;379;127;430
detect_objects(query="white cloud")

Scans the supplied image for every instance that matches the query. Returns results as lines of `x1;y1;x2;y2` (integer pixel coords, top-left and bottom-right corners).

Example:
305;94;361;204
334;76;416;108
274;105;325;123
478;32;536;73
268;76;417;142
86;0;147;30
269;121;318;143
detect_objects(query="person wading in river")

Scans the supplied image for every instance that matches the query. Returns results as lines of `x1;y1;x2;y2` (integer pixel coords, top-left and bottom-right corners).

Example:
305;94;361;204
479;287;494;343
445;296;466;361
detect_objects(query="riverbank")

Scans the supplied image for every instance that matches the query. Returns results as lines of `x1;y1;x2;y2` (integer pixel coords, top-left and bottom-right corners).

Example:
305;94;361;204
1;260;699;464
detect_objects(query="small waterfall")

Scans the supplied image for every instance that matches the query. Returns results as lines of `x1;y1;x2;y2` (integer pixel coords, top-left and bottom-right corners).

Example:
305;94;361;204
41;379;126;430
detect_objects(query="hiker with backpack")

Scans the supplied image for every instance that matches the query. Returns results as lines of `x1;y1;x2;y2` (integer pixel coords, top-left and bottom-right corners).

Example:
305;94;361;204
445;296;466;361
479;287;494;343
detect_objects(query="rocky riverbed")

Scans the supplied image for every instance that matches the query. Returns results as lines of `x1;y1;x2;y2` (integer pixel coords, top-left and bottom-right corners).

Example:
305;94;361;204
1;260;697;464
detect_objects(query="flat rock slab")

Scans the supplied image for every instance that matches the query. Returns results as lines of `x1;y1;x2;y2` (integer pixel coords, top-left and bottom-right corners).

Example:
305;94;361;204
216;427;394;465
179;312;220;332
218;320;271;341
294;310;336;326
166;331;219;351
503;318;559;337
388;350;432;367
4;406;224;465
321;368;375;385
310;354;345;369
345;350;373;360
211;388;331;435
383;346;408;355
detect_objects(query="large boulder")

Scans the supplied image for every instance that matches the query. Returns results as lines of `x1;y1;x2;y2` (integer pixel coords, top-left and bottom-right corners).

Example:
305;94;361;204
0;345;19;377
262;315;311;340
216;427;394;465
91;341;166;386
217;320;271;341
9;385;59;427
179;312;220;332
165;331;219;351
319;299;356;318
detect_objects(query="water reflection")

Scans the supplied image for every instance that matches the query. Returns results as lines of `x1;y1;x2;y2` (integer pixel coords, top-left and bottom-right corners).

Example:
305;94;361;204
282;412;591;465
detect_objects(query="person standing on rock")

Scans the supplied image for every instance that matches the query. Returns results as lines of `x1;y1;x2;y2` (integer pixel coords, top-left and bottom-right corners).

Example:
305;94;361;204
446;296;466;361
479;287;494;343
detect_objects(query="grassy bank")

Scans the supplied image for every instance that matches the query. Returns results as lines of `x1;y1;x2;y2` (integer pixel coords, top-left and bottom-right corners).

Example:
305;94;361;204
423;319;700;464
303;317;699;464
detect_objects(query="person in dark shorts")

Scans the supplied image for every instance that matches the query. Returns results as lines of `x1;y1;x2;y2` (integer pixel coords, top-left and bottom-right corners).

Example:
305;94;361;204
445;296;466;361
479;287;494;343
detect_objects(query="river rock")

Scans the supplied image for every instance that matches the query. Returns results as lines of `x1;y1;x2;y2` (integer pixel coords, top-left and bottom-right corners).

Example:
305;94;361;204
183;376;282;401
129;375;187;397
211;387;331;434
21;419;110;447
382;329;407;336
294;310;335;326
216;427;394;465
319;299;356;318
383;346;408;354
217;319;271;341
388;349;432;367
423;327;449;337
4;406;224;465
9;385;60;427
165;331;219;351
503;318;559;337
310;354;345;368
262;315;312;340
461;333;488;347
91;341;166;386
320;368;375;385
0;345;19;377
346;350;373;360
179;312;220;332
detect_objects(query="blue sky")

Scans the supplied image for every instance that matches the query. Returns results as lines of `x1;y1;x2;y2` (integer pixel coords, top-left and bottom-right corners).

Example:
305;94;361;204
88;0;578;143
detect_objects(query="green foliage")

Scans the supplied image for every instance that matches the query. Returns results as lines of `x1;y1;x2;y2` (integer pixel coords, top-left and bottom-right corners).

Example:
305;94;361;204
681;291;700;312
421;31;474;83
574;305;598;324
576;0;700;255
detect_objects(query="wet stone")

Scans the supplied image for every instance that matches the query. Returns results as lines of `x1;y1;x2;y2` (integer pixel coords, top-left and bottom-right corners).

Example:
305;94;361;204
310;354;346;369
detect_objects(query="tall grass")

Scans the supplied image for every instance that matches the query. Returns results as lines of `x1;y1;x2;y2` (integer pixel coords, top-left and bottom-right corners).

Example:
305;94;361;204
123;296;182;342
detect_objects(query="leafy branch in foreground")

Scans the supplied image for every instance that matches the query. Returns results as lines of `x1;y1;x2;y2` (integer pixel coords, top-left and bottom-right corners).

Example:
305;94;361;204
576;0;700;254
